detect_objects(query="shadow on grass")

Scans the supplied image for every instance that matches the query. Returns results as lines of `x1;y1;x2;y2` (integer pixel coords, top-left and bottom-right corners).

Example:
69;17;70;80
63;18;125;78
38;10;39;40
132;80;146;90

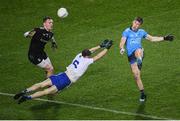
30;97;61;120
135;102;154;120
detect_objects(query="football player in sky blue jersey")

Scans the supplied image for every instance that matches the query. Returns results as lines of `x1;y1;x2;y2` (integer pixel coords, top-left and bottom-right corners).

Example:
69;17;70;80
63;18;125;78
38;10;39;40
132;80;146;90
119;17;174;102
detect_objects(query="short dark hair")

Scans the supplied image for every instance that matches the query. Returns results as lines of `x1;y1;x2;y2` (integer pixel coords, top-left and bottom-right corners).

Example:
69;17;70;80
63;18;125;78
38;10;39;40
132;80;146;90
82;49;91;57
43;16;52;23
135;17;143;24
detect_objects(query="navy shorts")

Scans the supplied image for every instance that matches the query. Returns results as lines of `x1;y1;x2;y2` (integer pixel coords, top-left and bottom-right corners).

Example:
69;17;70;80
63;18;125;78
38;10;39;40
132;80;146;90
49;72;71;91
128;52;137;64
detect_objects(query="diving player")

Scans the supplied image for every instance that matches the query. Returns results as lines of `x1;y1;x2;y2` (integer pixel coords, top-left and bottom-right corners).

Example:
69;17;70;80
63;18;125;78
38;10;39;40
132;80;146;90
14;40;113;104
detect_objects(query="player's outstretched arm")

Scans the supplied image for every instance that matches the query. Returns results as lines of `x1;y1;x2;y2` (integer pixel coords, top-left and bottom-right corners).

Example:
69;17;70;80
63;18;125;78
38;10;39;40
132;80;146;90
146;34;164;42
89;39;111;53
93;40;113;62
146;34;174;42
92;49;108;62
24;30;36;38
89;45;101;53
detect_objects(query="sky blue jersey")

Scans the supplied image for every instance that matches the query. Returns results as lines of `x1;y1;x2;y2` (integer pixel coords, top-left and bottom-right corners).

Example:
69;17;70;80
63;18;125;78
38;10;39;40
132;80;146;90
122;27;148;56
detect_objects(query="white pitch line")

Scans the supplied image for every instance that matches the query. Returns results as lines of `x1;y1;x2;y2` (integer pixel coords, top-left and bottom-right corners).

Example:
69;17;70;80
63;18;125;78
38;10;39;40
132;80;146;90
0;92;171;120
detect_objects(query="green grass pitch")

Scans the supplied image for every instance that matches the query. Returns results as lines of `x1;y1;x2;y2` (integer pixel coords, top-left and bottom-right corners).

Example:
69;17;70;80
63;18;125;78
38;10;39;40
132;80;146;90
0;0;180;119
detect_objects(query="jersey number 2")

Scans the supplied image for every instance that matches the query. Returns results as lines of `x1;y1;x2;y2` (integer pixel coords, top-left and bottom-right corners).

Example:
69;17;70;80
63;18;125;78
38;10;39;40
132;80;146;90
73;60;79;68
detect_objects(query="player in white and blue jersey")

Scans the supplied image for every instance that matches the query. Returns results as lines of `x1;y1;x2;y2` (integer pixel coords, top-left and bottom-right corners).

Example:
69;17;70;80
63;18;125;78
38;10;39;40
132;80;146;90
119;17;174;102
14;40;113;104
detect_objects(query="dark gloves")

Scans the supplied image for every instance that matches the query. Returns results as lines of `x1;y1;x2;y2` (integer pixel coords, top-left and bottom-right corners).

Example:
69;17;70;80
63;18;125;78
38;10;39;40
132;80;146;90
164;34;174;41
105;40;113;49
100;39;109;48
100;39;113;49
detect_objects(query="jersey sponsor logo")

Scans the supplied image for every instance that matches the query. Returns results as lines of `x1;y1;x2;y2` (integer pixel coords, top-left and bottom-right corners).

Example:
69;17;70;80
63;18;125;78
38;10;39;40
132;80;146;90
129;34;134;37
130;38;141;45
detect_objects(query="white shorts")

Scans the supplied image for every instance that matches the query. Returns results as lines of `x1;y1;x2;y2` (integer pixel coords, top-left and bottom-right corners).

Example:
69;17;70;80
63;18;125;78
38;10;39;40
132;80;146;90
37;57;54;71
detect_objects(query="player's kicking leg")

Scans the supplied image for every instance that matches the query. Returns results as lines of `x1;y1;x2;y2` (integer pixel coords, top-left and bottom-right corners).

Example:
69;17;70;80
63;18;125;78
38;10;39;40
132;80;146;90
135;48;144;70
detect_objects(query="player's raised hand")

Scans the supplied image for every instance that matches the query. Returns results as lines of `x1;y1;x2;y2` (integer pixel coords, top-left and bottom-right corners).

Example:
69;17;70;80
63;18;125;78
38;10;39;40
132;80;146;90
164;34;174;41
